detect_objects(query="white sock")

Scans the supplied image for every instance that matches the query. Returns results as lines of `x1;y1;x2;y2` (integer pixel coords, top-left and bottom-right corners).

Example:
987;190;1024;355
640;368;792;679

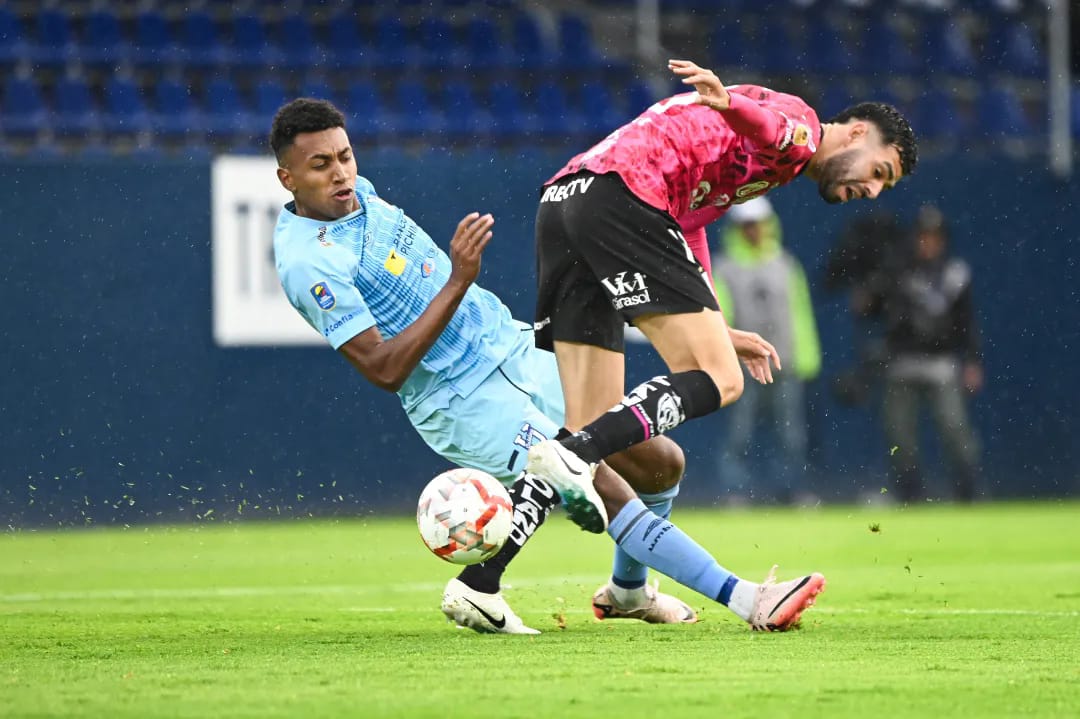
727;580;759;621
608;580;648;610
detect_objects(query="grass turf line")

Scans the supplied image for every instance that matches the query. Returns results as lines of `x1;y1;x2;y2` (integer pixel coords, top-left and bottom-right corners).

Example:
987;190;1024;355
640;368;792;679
2;501;1078;718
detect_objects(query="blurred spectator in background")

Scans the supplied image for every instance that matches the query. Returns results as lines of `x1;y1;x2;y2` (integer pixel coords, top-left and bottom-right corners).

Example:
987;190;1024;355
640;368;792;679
712;197;821;505
823;209;906;407
860;206;983;502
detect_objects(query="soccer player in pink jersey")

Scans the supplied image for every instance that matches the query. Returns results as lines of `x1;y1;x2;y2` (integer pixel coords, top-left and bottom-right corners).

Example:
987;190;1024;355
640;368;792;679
525;60;916;630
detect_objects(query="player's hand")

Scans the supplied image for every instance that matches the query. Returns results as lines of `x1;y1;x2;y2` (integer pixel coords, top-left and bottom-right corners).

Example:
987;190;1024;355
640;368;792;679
729;328;781;384
448;212;494;289
668;59;730;111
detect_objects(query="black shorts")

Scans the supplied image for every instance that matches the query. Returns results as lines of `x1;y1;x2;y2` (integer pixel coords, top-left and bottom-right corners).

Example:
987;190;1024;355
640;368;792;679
533;171;718;353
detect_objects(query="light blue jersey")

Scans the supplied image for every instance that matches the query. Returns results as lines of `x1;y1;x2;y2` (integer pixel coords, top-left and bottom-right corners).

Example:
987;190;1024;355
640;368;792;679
274;176;526;422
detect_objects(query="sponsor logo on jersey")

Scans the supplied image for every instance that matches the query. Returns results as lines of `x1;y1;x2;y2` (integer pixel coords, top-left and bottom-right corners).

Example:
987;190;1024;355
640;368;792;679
601;271;651;310
316;226;332;246
689;180;712;210
323;312;358;337
384;249;407;276
310;281;336;311
735;180;771;199
421;249;436;278
793;123;811;147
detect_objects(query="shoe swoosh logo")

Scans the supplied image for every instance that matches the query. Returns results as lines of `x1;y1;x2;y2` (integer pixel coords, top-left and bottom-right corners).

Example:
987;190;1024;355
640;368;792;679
463;597;506;629
767;576;811;619
553;448;583;476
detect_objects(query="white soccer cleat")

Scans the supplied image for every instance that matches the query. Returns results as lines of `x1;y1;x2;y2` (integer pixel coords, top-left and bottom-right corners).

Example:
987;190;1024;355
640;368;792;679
748;565;826;632
525;439;608;533
592;581;698;624
441;578;540;635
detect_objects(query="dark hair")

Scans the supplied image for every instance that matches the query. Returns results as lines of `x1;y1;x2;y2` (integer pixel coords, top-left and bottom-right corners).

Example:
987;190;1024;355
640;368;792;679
827;102;918;177
269;98;346;162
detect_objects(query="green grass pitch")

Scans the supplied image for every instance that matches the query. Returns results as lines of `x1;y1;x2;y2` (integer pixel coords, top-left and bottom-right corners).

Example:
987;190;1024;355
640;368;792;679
2;501;1078;718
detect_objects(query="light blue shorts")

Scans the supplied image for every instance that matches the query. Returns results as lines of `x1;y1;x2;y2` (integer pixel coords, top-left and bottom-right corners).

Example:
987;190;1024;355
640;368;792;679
411;331;565;484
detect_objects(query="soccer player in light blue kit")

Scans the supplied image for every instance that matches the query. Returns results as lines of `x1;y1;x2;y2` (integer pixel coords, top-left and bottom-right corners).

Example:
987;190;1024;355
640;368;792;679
271;99;820;634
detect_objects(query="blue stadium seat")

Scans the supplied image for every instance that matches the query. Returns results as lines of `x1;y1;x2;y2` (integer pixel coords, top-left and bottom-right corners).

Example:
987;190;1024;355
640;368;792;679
577;80;623;139
535;81;577;139
299;76;336;104
372;16;409;70
179;11;227;69
153;77;203;140
464;18;504;71
912;87;964;144
807;17;854;75
709;19;750;70
489;81;538;142
977;86;1032;140
818;83;854;122
1;71;47;137
34;7;77;69
624;79;657;116
253;78;288;128
417;18;458;70
102;73;150;135
920;17;977;76
511;12;551;70
325;12;369;69
204;77;251;140
757;20;802;75
80;8;130;68
132;9;180;68
441;80;492;140
344;80;388;142
394;81;444;138
53;70;100;136
230;14;272;70
986;20;1045;78
278;13;319;72
864;18;917;77
557;14;599;71
0;7;29;67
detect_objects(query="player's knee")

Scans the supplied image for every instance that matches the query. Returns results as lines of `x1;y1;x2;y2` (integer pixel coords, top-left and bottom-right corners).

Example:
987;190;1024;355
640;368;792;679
706;364;744;406
606;436;685;494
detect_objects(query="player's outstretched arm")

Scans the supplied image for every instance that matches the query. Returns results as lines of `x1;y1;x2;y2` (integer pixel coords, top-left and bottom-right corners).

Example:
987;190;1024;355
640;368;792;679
338;212;494;392
668;59;781;147
668;59;730;111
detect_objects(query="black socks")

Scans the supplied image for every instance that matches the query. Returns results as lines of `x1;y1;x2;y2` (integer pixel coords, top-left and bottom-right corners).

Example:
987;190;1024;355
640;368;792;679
455;471;560;594
560;370;721;464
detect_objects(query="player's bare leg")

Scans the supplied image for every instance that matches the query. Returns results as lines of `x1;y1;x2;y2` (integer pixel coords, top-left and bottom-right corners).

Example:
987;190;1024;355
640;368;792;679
526;324;824;630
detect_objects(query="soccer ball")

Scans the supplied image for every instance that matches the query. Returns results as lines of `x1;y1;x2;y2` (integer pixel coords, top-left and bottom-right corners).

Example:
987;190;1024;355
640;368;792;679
416;468;513;565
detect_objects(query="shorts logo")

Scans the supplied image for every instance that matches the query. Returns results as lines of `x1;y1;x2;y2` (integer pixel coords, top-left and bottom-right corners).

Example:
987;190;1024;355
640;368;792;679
310;281;336;311
601;271;651;310
539;176;596;203
735;180;771;199
384;249;407;276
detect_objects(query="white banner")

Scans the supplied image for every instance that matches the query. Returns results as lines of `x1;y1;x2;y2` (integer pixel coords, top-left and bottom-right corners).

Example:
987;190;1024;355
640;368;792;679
211;155;324;346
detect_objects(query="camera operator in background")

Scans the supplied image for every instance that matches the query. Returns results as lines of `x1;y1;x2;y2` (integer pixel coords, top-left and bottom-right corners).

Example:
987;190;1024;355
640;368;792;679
860;205;983;502
822;209;906;407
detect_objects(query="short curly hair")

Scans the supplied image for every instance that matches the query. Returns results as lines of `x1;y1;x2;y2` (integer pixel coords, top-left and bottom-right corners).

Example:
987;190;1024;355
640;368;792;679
269;98;346;162
828;102;918;177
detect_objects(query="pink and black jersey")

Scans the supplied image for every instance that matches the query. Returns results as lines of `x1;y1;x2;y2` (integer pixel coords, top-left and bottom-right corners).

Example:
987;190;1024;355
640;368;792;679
546;85;820;276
